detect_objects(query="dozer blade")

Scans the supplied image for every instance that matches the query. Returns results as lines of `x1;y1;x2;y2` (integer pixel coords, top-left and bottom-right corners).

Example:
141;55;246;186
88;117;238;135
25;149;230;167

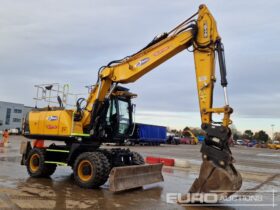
109;163;164;192
188;159;242;200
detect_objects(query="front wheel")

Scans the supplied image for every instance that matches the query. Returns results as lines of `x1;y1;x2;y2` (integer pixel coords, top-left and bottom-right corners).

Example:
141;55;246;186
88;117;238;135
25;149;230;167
73;152;111;189
26;148;57;177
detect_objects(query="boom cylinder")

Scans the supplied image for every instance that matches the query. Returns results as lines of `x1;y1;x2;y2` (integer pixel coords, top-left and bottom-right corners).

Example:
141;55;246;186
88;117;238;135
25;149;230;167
216;40;228;87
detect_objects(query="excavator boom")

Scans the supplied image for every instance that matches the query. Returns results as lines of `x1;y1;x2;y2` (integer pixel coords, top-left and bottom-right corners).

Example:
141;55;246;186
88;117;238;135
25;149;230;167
88;4;242;197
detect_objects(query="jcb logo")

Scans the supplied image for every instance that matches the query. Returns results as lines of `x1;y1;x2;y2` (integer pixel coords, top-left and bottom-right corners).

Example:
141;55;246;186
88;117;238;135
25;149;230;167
47;116;58;121
203;22;208;38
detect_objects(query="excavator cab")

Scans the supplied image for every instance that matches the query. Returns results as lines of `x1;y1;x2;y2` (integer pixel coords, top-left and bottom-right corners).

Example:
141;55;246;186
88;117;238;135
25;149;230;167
103;87;135;143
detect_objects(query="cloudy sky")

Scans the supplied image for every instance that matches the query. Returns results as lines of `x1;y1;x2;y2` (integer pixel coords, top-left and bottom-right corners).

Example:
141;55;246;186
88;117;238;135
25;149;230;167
0;0;279;135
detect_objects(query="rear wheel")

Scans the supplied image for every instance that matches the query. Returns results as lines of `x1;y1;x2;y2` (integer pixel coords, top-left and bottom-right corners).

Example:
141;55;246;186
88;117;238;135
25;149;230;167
26;148;57;177
131;152;145;165
73;152;110;188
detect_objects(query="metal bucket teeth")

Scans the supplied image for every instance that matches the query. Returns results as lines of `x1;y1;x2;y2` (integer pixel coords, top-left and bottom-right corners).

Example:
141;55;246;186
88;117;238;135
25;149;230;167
109;163;164;192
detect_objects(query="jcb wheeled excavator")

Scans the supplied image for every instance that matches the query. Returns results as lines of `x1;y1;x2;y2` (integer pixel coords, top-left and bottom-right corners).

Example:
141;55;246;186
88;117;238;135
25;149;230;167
21;5;242;197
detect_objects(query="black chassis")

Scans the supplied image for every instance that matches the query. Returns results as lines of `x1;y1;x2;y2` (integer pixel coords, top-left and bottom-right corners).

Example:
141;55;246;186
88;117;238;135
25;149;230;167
21;141;137;169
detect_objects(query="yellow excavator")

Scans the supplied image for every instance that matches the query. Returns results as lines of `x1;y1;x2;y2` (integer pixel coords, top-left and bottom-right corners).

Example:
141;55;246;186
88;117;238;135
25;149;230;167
21;4;242;197
181;129;199;144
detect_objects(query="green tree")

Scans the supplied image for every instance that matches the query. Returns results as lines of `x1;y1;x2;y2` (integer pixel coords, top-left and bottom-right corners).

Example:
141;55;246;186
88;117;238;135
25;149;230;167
230;124;241;140
243;130;253;140
233;133;240;141
170;129;180;135
254;130;269;142
191;128;205;136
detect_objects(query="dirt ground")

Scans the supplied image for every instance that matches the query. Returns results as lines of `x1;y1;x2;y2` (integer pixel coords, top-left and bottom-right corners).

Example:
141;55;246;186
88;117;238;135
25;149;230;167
0;136;279;209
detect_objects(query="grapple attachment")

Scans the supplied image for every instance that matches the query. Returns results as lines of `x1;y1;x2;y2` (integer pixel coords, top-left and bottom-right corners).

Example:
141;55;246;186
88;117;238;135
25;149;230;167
109;163;164;192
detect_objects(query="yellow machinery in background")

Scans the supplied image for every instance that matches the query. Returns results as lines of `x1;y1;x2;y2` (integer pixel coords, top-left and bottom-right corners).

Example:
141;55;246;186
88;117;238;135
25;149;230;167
182;130;199;144
21;5;242;197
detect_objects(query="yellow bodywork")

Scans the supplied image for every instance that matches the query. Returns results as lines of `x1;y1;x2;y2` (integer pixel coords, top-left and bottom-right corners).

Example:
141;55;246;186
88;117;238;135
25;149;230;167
28;110;84;137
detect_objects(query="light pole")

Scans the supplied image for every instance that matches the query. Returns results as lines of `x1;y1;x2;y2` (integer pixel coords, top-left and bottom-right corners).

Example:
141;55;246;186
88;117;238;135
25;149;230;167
271;124;275;140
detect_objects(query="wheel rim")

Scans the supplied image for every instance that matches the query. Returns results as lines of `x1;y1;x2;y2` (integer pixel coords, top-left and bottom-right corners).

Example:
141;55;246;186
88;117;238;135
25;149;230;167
29;154;40;172
78;160;93;182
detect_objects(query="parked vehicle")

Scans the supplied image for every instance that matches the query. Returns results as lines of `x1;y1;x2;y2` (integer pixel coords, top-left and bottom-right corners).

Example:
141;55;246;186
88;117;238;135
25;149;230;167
256;143;267;148
173;135;181;145
166;133;180;145
180;135;198;144
242;139;250;145
8;128;20;135
125;123;166;146
180;137;192;144
273;140;280;144
181;130;198;144
247;140;258;147
236;139;243;145
197;135;205;143
267;140;280;149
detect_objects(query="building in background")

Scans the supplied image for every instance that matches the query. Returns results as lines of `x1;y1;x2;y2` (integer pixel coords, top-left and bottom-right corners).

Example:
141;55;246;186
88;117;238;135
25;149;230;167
0;101;32;132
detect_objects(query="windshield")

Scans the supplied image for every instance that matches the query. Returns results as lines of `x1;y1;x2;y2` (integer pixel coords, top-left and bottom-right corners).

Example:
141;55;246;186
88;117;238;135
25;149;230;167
118;100;130;135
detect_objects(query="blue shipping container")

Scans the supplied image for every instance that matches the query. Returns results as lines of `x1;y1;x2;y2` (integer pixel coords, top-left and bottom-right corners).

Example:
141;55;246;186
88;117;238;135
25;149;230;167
137;123;167;144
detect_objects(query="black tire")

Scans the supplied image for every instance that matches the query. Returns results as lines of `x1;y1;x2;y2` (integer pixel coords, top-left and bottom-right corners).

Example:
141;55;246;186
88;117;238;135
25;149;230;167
131;151;145;165
73;152;111;189
26;148;57;178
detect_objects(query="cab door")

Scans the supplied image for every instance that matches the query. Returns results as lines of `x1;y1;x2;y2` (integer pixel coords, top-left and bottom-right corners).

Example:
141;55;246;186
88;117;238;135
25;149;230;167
117;99;131;136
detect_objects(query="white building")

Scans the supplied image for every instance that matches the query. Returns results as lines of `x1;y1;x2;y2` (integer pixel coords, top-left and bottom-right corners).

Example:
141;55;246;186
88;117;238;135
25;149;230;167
0;101;32;132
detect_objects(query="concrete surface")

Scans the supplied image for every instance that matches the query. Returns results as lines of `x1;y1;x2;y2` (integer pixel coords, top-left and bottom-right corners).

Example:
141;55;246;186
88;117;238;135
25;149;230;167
0;136;279;209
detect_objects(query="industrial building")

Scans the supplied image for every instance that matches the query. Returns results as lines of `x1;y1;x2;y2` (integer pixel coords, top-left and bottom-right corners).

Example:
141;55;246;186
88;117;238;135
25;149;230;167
0;101;32;132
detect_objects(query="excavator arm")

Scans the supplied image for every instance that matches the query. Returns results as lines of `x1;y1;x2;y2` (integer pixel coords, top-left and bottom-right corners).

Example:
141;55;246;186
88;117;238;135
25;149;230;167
79;4;242;197
83;5;229;129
